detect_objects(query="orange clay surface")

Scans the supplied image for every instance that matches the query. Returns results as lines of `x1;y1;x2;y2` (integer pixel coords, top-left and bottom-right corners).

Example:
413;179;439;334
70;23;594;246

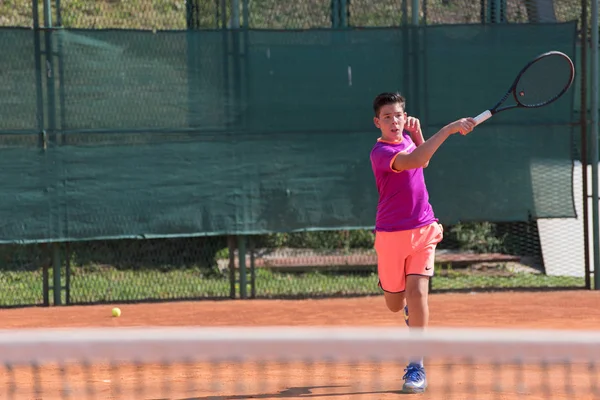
2;290;600;399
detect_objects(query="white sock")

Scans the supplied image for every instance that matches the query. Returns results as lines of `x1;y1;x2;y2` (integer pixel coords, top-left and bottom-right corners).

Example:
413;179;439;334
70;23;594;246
407;327;424;368
409;358;424;368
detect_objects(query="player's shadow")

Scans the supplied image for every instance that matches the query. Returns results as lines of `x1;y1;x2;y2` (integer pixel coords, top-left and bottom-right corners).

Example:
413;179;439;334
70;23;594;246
173;385;406;399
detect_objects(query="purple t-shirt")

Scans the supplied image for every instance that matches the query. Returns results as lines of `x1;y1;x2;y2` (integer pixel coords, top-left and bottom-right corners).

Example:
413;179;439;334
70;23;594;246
370;132;437;232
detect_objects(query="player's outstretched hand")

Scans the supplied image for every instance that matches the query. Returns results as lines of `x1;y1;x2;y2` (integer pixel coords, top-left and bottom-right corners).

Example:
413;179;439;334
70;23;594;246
447;118;477;136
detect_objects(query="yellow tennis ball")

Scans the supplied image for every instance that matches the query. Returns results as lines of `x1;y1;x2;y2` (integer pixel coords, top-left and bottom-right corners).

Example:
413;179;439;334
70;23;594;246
112;307;121;317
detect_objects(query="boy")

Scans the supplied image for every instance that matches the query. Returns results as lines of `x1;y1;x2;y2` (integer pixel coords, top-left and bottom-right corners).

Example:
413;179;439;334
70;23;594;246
369;92;476;394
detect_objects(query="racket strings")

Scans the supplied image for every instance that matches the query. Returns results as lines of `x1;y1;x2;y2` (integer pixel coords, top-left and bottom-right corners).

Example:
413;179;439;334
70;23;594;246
515;54;574;108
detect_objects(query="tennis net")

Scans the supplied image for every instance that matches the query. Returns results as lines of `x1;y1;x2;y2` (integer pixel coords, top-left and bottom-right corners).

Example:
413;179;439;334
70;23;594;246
1;326;599;399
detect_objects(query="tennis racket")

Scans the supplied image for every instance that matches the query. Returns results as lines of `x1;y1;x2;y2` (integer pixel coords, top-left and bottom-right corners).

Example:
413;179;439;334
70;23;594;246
473;50;575;126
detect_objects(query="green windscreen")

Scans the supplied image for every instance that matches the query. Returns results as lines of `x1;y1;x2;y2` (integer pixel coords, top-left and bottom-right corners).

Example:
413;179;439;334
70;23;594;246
0;22;577;242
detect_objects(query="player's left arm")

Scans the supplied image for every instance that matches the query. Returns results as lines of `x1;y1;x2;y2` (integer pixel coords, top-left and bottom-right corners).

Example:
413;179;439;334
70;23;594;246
405;116;428;168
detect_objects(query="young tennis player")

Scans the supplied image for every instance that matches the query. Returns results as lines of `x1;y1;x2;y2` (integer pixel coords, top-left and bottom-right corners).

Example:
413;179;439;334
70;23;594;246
369;92;476;394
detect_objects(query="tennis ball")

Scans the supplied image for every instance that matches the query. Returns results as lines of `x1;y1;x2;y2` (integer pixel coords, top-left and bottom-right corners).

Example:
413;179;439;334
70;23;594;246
112;307;121;317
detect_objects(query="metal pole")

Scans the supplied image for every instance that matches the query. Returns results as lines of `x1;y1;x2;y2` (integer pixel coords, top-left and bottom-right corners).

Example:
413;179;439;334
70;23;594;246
55;0;66;144
591;0;599;290
65;242;71;304
55;0;62;26
331;0;339;28
581;0;590;290
494;0;501;23
411;0;420;117
43;0;56;134
186;0;196;28
402;0;409;102
52;243;61;305
228;236;236;299
421;1;429;136
44;0;62;305
250;236;256;299
238;235;248;299
411;0;419;25
231;0;241;125
242;0;250;129
185;0;199;130
220;0;230;139
43;0;52;27
232;0;240;28
43;260;50;306
33;0;49;305
480;0;486;24
242;0;250;28
32;0;45;146
340;0;347;26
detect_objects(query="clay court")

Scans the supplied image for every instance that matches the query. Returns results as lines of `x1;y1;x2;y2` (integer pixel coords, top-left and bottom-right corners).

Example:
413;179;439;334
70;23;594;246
3;291;600;330
2;290;600;399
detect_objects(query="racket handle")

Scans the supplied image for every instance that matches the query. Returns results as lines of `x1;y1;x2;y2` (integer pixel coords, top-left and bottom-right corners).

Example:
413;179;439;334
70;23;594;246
473;110;492;125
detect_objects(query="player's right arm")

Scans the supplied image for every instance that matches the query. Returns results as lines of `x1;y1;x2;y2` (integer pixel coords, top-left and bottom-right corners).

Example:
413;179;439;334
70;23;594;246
392;118;476;172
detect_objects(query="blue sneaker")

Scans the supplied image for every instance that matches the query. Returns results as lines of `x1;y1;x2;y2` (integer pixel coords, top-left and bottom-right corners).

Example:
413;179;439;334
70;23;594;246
403;305;409;327
402;363;427;394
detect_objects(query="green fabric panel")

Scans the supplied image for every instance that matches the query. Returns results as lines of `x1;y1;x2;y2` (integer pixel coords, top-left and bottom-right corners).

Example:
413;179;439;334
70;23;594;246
0;23;578;242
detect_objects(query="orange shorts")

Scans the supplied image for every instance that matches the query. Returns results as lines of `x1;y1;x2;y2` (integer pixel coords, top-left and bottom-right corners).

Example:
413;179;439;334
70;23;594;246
374;222;444;293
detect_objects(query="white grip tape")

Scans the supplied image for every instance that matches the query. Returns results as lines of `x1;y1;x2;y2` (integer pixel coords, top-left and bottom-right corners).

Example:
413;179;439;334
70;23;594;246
473;110;492;125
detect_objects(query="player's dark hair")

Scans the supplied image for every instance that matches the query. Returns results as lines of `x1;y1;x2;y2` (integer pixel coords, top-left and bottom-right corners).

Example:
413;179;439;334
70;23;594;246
373;92;406;117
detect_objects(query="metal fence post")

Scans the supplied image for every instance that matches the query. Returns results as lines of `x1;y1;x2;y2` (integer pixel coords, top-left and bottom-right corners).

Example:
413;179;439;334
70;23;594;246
32;0;45;149
52;243;62;305
331;0;339;28
581;0;591;290
591;0;599;290
238;235;248;299
340;0;348;27
228;236;236;299
249;236;256;298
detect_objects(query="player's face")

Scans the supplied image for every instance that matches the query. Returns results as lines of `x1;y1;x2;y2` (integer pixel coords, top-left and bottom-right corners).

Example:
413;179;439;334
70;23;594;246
374;103;406;142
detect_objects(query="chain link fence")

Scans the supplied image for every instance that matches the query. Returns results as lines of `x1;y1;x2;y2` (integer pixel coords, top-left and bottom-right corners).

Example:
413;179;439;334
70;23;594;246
65;237;231;304
0;243;49;308
424;0;582;24
0;0;590;306
1;0;587;29
0;221;584;307
0;238;232;307
227;221;584;301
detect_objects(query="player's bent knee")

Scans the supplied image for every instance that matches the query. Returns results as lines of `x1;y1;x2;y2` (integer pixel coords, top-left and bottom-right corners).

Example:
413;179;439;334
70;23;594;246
384;292;405;312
